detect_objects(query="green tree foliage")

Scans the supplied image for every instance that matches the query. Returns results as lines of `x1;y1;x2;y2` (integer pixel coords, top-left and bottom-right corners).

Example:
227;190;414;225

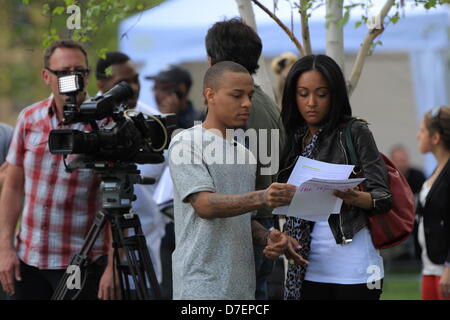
1;0;164;123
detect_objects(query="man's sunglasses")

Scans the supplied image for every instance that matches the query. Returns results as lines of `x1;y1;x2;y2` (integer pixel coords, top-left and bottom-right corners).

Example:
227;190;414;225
46;68;90;77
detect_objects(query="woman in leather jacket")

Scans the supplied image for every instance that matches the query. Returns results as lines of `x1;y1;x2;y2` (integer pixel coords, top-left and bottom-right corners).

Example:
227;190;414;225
416;106;450;300
278;55;392;300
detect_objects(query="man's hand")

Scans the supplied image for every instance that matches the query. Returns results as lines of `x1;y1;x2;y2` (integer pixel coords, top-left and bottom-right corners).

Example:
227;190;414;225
0;247;21;296
263;183;297;208
262;229;308;266
440;266;450;299
98;264;121;300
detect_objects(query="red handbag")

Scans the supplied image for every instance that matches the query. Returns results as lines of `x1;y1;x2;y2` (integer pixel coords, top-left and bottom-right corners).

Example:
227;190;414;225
345;119;415;249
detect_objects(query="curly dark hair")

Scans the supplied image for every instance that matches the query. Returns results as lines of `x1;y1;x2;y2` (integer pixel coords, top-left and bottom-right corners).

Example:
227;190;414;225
205;18;262;75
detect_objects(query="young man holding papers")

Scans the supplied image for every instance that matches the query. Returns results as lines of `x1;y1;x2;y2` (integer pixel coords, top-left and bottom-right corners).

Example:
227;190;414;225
168;61;306;300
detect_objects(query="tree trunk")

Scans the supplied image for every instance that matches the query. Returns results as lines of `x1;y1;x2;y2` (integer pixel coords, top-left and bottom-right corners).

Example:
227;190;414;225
300;0;312;56
325;0;345;73
236;0;275;100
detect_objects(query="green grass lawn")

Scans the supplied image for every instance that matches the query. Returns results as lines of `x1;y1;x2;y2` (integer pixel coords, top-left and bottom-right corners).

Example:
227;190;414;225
381;273;421;300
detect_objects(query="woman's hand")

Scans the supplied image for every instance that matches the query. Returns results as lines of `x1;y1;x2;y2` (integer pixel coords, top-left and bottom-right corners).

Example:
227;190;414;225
333;187;373;210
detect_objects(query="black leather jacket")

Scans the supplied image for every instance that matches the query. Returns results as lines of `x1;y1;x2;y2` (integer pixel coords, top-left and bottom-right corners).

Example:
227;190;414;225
415;158;450;265
277;119;392;245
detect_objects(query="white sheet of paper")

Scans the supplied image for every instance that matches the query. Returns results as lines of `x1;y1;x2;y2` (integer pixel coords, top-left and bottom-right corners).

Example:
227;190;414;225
286;177;365;221
273;157;363;221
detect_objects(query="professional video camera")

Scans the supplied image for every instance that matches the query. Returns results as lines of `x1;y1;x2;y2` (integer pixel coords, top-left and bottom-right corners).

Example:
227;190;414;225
48;73;177;165
48;72;177;300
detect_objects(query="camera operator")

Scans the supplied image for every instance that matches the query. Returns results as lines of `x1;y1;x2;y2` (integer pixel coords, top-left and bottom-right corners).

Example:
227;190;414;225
0;40;115;300
95;51;166;296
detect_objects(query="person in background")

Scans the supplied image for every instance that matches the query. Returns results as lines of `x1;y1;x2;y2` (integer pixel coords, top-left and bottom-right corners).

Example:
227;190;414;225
271;52;298;109
147;65;204;129
416;106;450;300
96;51;166;296
390;144;427;261
146;65;204;299
390;144;426;196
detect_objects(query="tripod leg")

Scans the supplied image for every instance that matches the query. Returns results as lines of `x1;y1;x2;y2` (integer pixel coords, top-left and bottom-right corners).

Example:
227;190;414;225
132;227;162;299
52;210;108;300
109;212;162;300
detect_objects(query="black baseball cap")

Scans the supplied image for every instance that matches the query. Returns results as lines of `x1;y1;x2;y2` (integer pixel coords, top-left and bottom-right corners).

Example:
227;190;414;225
145;65;192;89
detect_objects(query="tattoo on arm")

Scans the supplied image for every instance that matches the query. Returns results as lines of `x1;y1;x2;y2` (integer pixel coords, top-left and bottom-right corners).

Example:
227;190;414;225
205;191;265;217
251;220;270;247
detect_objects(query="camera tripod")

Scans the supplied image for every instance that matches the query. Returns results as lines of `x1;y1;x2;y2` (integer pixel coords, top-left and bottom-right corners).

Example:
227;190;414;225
52;163;161;300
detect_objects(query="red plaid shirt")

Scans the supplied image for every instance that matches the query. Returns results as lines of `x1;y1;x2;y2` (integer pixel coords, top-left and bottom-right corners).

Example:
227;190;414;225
6;98;109;269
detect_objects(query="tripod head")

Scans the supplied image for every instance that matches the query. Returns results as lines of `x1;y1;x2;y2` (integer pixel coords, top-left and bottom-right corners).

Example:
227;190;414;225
64;155;157;211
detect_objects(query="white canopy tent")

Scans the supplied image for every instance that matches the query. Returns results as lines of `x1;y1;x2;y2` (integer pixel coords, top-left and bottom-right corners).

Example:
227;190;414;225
119;0;450;174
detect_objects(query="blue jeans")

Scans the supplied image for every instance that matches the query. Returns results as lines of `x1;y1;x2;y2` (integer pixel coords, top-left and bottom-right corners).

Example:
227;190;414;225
253;217;275;300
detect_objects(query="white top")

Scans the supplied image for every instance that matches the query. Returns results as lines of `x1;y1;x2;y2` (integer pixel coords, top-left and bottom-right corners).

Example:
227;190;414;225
418;182;445;276
305;221;384;284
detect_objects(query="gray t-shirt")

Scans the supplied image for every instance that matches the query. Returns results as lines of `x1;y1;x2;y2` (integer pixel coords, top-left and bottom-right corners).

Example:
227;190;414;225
168;125;257;300
0;122;14;164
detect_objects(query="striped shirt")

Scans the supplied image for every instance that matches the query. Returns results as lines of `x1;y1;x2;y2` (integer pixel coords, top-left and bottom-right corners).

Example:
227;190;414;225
6;98;109;269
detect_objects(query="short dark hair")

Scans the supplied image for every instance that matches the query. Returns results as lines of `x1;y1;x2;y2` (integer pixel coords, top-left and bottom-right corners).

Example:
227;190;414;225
281;54;352;139
203;61;251;105
205;18;262;75
96;51;130;80
44;39;88;69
